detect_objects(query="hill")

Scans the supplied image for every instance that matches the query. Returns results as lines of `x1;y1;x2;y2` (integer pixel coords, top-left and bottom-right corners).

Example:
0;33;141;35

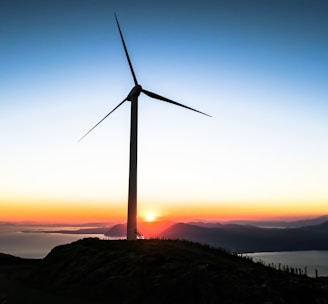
104;220;173;238
160;221;328;253
0;252;34;265
1;238;327;303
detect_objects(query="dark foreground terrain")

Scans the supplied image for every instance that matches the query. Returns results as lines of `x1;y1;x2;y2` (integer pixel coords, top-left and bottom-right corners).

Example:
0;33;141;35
1;239;328;303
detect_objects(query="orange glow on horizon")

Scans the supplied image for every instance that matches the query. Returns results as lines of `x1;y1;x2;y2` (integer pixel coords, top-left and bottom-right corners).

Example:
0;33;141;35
1;197;327;224
0;198;126;223
159;200;328;222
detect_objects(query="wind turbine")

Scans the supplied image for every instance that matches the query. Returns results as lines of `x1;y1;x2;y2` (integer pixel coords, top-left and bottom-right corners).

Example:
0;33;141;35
79;14;211;240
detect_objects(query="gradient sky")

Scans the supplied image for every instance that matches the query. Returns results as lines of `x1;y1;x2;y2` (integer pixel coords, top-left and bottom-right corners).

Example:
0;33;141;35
1;0;328;223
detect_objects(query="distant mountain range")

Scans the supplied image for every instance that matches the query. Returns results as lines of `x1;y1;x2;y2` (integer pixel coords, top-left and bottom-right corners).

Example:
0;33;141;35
223;215;328;228
17;215;328;253
103;216;328;253
160;221;328;253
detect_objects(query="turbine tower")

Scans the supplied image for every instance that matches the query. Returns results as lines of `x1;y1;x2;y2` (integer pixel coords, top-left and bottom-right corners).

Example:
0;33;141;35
79;14;210;240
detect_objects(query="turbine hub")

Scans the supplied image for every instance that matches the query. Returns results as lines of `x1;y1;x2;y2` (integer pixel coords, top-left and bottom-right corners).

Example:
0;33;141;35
127;85;142;101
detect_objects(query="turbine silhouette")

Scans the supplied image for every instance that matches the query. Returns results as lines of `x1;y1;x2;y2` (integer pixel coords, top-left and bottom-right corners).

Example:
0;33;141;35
79;14;211;240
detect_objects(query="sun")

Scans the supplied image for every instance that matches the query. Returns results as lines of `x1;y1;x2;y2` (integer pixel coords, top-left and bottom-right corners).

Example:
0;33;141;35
145;212;156;222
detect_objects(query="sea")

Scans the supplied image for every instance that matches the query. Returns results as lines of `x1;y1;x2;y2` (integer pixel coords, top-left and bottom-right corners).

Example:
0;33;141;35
1;224;328;277
246;251;328;277
0;224;110;259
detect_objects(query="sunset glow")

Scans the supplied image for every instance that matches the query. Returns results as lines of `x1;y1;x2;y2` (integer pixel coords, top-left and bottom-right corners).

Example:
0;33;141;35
1;1;328;225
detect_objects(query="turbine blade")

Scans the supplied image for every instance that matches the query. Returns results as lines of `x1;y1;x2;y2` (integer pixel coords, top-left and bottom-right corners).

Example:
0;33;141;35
114;13;138;86
142;89;211;117
78;99;127;142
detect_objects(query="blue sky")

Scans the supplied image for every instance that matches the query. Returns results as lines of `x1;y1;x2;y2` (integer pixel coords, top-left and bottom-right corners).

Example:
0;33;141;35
1;0;328;221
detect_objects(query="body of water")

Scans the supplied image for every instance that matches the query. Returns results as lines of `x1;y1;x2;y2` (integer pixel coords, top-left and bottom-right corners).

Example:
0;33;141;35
0;224;108;258
247;251;328;277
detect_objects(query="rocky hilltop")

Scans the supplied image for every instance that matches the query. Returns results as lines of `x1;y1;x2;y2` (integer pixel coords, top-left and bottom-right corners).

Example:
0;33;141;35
1;238;328;303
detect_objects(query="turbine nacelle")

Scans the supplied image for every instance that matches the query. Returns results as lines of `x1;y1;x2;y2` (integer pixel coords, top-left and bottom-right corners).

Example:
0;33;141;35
127;85;142;101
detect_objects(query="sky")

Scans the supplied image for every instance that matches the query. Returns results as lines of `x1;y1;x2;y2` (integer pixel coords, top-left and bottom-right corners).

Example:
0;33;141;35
1;0;328;223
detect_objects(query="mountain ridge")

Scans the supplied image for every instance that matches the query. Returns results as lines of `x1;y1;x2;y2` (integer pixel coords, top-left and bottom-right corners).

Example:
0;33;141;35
160;221;328;253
